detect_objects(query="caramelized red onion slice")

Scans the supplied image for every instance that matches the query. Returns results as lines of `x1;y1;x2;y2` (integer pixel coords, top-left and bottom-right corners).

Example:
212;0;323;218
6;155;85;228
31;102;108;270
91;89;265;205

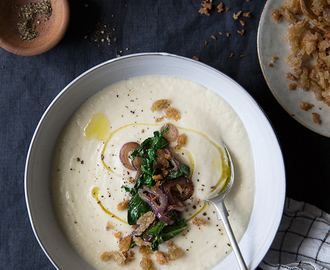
162;177;194;204
138;186;168;213
135;167;143;182
132;156;144;170
166;203;185;212
160;123;179;142
164;148;180;171
156;212;175;225
119;142;139;170
143;232;155;242
133;155;143;182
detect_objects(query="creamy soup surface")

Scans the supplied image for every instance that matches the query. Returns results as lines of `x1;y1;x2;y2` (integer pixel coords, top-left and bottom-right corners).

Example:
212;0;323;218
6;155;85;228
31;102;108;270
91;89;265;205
51;75;255;270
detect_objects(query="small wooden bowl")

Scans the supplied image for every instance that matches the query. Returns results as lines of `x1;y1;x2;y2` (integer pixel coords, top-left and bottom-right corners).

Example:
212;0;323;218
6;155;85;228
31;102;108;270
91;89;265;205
0;0;69;56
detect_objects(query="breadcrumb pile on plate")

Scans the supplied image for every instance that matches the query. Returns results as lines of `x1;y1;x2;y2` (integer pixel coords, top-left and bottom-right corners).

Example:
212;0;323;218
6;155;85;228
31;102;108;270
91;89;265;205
271;0;330;124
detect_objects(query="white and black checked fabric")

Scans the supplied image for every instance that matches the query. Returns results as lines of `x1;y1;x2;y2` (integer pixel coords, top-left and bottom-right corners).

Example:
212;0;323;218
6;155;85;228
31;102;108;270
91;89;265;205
259;198;330;270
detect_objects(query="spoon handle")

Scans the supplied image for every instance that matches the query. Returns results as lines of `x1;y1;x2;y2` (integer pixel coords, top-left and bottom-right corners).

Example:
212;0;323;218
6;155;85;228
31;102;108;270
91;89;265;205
214;200;248;270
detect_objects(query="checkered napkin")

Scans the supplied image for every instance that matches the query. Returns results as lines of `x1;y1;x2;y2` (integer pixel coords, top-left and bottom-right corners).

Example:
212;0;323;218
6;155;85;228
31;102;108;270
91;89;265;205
259;198;330;270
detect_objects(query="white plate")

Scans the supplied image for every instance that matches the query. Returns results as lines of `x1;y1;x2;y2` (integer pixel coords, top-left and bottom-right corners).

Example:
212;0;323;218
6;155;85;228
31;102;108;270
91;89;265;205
258;0;330;137
25;53;285;270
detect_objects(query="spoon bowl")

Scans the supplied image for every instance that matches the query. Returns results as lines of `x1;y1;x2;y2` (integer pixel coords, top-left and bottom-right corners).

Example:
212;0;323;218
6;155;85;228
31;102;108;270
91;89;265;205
205;144;248;270
300;0;330;32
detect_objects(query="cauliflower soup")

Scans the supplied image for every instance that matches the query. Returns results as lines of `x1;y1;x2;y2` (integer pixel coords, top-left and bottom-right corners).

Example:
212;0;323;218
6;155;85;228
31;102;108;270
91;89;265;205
51;75;254;270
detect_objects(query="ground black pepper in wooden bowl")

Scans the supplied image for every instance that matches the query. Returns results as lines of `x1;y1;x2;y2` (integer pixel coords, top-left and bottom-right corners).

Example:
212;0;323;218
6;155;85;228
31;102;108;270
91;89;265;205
17;0;53;41
0;0;69;56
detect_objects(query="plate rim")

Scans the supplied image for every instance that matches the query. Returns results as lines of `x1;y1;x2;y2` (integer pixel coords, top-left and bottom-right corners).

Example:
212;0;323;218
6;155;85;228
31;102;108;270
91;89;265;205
257;0;330;138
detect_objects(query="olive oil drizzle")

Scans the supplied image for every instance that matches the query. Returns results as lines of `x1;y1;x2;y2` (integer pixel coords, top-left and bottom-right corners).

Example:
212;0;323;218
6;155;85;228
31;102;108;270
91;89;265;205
179;126;230;189
101;123;160;173
174;148;195;178
92;187;128;224
84;113;110;142
187;149;232;222
95;121;230;221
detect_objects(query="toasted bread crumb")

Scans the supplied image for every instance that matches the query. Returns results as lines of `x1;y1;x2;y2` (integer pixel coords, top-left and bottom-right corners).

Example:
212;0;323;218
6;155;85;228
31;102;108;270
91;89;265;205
233;11;242;20
117;199;129;211
155;251;168;265
133;236;151;247
135;211;156;236
237;29;245;35
139;246;153;257
155;116;165;122
119;235;132;251
151;99;170;112
100;252;112;261
198;0;213;16
192;217;206;226
167;241;183;261
289;83;297;90
164;107;181;121
217;2;224;12
122;250;135;262
300;101;314;111
100;251;126;266
312;112;321;124
271;9;282;23
113;231;122;238
175;133;187;150
286;73;297;81
106;221;115;231
140;257;155;270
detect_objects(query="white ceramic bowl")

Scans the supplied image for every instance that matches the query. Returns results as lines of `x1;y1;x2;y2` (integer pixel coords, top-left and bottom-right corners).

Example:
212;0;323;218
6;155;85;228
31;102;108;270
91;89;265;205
25;53;285;269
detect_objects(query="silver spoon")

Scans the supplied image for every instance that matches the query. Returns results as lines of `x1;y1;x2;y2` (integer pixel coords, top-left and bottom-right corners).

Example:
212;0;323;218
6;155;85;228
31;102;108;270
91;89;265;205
205;144;248;270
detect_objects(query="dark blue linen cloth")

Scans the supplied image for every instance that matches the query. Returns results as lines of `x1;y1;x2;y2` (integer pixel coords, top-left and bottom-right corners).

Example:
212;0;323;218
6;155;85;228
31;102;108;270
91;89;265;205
1;0;330;269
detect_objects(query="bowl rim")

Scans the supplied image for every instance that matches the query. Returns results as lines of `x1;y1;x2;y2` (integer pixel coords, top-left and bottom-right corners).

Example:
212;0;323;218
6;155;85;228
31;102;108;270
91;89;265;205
25;52;286;269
